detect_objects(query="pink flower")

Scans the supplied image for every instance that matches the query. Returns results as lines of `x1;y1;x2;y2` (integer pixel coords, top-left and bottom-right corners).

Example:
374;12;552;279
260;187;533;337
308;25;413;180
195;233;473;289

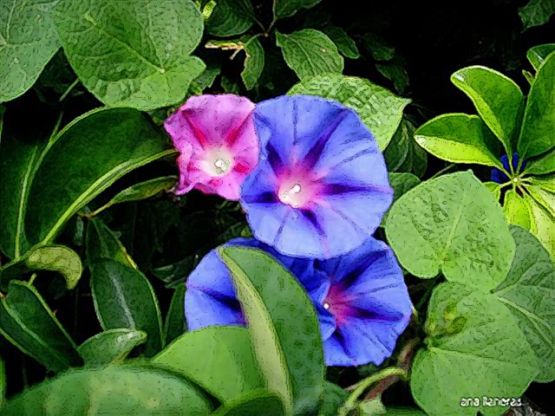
164;94;259;200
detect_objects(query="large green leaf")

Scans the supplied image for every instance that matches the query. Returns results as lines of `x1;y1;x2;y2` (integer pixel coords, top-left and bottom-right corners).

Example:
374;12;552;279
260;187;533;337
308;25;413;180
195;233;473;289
0;0;60;102
52;0;205;110
414;113;502;167
90;259;163;356
85;217;136;268
411;283;537;416
164;285;186;344
385;172;515;290
212;390;285;416
322;26;360;59
289;74;410;149
1;366;213;415
526;194;555;256
78;328;147;366
207;0;254;37
527;44;555;71
25;108;172;246
276;29;343;81
519;0;555;31
153;326;264;404
0;281;81;372
273;0;321;19
220;246;324;416
518;52;555;159
241;37;265;91
525;148;554;175
493;226;555;382
451;66;523;153
382;173;421;224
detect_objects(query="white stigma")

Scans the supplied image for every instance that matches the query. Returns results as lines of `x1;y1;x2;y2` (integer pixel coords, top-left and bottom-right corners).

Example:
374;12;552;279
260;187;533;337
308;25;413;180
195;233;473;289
279;183;303;208
214;158;229;174
323;302;330;310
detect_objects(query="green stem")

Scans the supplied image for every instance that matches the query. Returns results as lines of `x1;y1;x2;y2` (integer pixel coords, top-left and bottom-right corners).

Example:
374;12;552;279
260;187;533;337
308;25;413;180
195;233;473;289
430;163;455;179
58;78;80;102
339;367;407;415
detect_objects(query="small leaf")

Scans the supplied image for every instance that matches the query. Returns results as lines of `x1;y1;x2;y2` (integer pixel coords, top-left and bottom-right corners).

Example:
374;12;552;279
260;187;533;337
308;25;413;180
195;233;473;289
153;326;264;403
1;366;213;415
411;282;537;416
164;285;186;344
518;52;555;159
212;390;285;416
52;0;205;110
220;246;324;416
362;33;395;61
322;26;360;59
503;190;531;229
525;148;555;175
241;37;265;90
273;0;322;19
494;226;555;382
90;259;163;356
289;74;410;149
318;382;348;416
527;44;555;71
519;0;555;31
0;0;60;102
85;217;136;268
207;0;254;37
276;29;344;80
414;113;502;167
0;281;81;372
78;328;147;366
189;64;221;95
385;171;515;290
451;66;524;154
384;119;427;176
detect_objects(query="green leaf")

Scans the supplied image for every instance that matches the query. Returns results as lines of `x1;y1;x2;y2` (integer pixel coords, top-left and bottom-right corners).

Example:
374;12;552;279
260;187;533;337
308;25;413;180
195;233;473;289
276;29;344;81
525;148;555;174
90;259;163;356
78;328;147;366
318;382;348;416
207;0;254;37
322;26;360;59
164;285;186;344
25;108;172;246
0;0;60;102
241;37;265;90
527;44;555;71
88;175;176;217
527;183;555;216
189;64;221;95
52;0;205;111
526;194;555;256
384;119;427;176
382;173;421;225
484;181;501;200
518;52;555;159
1;366;213;415
220;246;324;416
0;281;81;372
528;174;555;192
383;408;427;415
362;33;395;61
376;61;409;94
494;226;555;382
85;217;136;268
519;0;555;30
289;74;410;149
451;66;524;153
414;113;502;167
503;189;531;229
411;282;537;416
273;0;321;19
0;356;5;407
385;171;515;290
153;326;264;403
212;390;285;416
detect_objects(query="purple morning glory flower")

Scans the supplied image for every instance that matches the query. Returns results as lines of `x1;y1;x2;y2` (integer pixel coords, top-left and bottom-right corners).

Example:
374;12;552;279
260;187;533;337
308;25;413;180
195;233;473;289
240;95;393;259
314;238;413;367
491;152;526;184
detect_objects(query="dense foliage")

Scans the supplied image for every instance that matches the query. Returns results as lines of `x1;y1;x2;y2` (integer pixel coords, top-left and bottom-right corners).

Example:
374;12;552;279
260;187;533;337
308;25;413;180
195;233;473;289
0;0;553;415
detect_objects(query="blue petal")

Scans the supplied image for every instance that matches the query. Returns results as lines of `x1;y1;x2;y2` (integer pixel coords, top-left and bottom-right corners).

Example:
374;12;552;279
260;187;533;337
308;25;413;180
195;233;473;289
315;302;336;340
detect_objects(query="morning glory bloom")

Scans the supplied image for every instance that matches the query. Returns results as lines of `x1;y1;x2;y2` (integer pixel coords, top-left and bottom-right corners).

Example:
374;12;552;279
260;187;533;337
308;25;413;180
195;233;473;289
240;95;393;259
164;94;259;201
314;238;412;367
491;152;526;184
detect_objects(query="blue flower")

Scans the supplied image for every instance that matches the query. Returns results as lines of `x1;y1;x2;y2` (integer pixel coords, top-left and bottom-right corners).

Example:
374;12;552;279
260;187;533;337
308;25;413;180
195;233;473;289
240;95;393;259
490;153;526;183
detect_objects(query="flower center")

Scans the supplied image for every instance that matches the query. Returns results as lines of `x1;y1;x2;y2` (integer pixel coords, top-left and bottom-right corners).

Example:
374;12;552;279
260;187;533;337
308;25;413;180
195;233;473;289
202;148;233;177
279;183;304;208
323;302;330;310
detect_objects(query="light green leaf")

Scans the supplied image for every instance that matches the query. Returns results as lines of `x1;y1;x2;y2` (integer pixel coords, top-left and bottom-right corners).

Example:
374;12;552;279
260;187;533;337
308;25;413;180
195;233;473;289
414;113;502;167
0;281;81;372
241;37;265;90
0;366;213;415
207;0;254;37
85;217;136;268
78;328;147;366
0;0;60;102
25;108;172;246
451;66;523;153
494;226;555;382
276;29;344;81
411;282;537;416
90;259;163;356
273;0;321;19
519;0;555;30
528;174;555;192
382;172;421;225
189;64;221;95
289;75;410;149
484;181;501;200
527;184;555;217
212;390;285;416
525;148;555;174
526;194;555;257
220;246;324;416
164;285;186;344
503;189;532;229
518;52;555;159
322;26;360;59
52;0;205;110
527;44;555;71
153;326;264;403
385;171;515;290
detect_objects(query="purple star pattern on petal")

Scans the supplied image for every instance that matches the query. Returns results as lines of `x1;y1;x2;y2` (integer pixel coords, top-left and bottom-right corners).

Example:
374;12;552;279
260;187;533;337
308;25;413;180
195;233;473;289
164;94;259;201
240;95;393;259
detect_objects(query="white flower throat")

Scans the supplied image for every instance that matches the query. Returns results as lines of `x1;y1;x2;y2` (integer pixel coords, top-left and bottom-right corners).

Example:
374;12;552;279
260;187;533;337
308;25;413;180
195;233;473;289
279;183;303;208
